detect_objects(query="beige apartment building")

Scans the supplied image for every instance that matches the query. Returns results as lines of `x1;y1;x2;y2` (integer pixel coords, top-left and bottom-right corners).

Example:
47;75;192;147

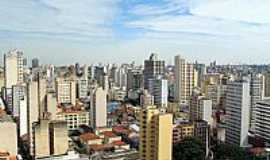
139;105;173;160
174;55;195;104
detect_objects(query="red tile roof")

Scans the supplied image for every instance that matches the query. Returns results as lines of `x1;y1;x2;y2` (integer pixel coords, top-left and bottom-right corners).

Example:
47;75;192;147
103;131;117;138
112;140;126;146
80;133;100;142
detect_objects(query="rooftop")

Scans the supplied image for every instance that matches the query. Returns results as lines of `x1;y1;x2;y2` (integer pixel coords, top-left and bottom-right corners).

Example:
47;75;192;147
103;131;117;138
80;133;100;142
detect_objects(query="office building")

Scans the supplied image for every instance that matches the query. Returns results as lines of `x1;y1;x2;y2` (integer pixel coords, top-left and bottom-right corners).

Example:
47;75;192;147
174;55;195;104
144;53;165;90
32;58;39;69
225;80;251;147
194;62;206;88
139;105;172;160
127;69;143;91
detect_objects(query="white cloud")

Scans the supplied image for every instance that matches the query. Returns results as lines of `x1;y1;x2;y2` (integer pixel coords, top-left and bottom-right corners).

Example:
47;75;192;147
125;0;270;40
190;0;270;24
0;0;120;39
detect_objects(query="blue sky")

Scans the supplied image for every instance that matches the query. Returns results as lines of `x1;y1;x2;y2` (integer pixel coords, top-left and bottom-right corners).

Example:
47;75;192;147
1;0;270;65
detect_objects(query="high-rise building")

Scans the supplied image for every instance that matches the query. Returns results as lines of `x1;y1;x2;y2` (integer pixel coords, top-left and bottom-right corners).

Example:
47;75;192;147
33;119;50;158
33;119;68;158
116;67;127;90
190;89;213;126
102;74;109;92
49;120;69;156
148;77;168;107
3;49;24;112
264;72;270;98
0;113;18;156
77;78;88;99
11;84;26;117
174;55;195;104
38;78;47;119
27;81;40;155
225;80;251;147
127;69;143;91
12;84;28;137
94;66;105;86
194;120;209;155
140;90;154;107
254;100;270;142
56;78;76;105
90;87;107;128
139;105;172;160
46;92;57;120
144;53;165;90
194;62;206;88
32;58;39;69
4;49;24;88
249;74;264;130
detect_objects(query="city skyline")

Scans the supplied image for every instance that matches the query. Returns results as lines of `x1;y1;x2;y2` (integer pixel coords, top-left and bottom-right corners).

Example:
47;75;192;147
1;0;270;65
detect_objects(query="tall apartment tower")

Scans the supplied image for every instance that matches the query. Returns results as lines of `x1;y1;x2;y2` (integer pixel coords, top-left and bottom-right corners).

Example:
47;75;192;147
254;100;270;142
139;105;173;160
4;49;24;112
56;78;76;105
0;114;18;156
90;87;107;128
33;119;68;158
249;74;264;130
225;80;251;147
4;49;24;88
148;77;168;107
144;53;165;90
190;89;213;126
264;72;270;98
174;55;195;104
27;81;40;156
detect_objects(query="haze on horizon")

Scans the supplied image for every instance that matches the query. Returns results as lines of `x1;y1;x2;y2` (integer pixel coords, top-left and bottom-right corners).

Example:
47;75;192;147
1;0;270;65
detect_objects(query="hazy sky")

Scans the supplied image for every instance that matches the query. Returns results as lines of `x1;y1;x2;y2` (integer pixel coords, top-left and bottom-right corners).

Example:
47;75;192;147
1;0;270;65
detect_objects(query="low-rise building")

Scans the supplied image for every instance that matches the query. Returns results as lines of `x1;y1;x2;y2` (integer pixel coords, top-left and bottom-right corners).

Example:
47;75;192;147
173;122;194;144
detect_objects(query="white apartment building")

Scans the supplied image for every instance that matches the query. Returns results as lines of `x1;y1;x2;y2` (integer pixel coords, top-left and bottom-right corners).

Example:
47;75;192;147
148;77;168;107
225;80;251;147
56;78;76;105
174;55;195;104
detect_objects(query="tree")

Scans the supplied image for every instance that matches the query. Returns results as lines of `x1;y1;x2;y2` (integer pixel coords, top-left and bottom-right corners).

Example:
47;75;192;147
173;137;206;160
213;143;246;160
